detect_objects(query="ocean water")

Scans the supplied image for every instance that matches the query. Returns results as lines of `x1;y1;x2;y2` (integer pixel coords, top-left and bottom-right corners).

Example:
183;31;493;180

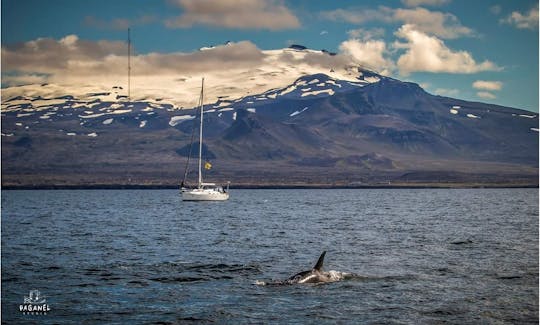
1;188;538;324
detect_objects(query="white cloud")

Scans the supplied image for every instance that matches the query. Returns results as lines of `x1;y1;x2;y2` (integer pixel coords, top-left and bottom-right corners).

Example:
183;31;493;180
393;7;474;39
347;28;386;41
165;0;300;30
1;36;266;84
1;35;127;75
401;0;450;7
321;6;473;39
339;38;394;75
434;88;459;96
472;80;502;91
2;74;49;86
59;34;79;50
477;91;496;99
393;24;500;75
501;5;539;29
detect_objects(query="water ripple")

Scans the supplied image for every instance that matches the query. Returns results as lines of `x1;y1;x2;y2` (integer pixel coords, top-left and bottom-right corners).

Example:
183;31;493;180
1;188;538;324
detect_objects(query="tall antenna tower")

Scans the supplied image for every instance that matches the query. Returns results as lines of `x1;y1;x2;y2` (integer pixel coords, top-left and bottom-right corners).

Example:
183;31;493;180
127;28;131;102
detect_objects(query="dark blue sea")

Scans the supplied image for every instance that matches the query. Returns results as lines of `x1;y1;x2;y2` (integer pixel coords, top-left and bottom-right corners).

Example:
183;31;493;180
1;189;538;324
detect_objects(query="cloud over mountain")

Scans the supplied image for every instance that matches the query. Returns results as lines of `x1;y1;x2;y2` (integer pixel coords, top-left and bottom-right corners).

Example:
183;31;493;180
339;39;394;75
476;91;496;99
2;29;503;92
472;80;503;91
393;25;500;75
165;0;300;30
321;6;474;39
392;7;474;39
1;35;368;108
473;80;502;100
1;35;127;83
1;37;265;85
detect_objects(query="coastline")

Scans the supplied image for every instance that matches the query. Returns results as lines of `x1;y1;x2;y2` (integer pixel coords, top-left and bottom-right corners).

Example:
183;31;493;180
2;182;538;190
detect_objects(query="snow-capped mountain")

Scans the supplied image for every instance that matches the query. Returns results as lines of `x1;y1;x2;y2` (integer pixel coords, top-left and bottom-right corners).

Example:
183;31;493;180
1;45;538;187
1;45;370;110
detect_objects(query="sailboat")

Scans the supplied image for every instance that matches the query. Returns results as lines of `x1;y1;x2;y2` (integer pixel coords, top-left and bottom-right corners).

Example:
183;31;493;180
181;78;230;201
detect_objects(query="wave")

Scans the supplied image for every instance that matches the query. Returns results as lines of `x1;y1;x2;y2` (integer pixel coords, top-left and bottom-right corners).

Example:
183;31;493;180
75;261;262;284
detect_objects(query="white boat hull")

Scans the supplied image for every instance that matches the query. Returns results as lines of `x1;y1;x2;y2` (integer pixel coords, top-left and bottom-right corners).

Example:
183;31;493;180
182;188;229;201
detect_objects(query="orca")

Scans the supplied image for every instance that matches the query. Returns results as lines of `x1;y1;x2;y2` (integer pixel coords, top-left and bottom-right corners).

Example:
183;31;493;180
285;251;331;284
257;251;349;285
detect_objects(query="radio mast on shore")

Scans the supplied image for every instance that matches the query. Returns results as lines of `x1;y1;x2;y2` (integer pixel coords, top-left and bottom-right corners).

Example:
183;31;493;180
127;28;131;102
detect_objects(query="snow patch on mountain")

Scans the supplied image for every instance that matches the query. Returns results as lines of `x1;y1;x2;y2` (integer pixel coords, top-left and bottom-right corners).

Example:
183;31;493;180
109;109;132;114
290;107;309;117
301;89;335;97
169;115;195;126
80;113;106;119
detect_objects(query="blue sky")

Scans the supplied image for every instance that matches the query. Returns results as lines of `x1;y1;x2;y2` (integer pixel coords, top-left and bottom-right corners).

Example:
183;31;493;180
2;0;539;112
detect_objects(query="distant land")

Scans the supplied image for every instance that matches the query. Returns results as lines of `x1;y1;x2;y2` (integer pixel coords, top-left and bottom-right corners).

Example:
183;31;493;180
1;46;538;189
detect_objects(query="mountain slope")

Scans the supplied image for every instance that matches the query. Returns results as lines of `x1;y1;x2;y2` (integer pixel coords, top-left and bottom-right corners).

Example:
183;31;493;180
1;55;538;187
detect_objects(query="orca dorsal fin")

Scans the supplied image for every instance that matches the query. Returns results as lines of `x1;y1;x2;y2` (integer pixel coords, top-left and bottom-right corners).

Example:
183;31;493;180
313;251;326;271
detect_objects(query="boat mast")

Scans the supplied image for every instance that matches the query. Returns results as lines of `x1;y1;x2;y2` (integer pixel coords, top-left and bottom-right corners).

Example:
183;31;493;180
198;78;205;188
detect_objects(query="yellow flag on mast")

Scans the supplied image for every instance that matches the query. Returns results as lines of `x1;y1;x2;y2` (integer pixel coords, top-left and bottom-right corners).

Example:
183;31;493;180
204;161;212;170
